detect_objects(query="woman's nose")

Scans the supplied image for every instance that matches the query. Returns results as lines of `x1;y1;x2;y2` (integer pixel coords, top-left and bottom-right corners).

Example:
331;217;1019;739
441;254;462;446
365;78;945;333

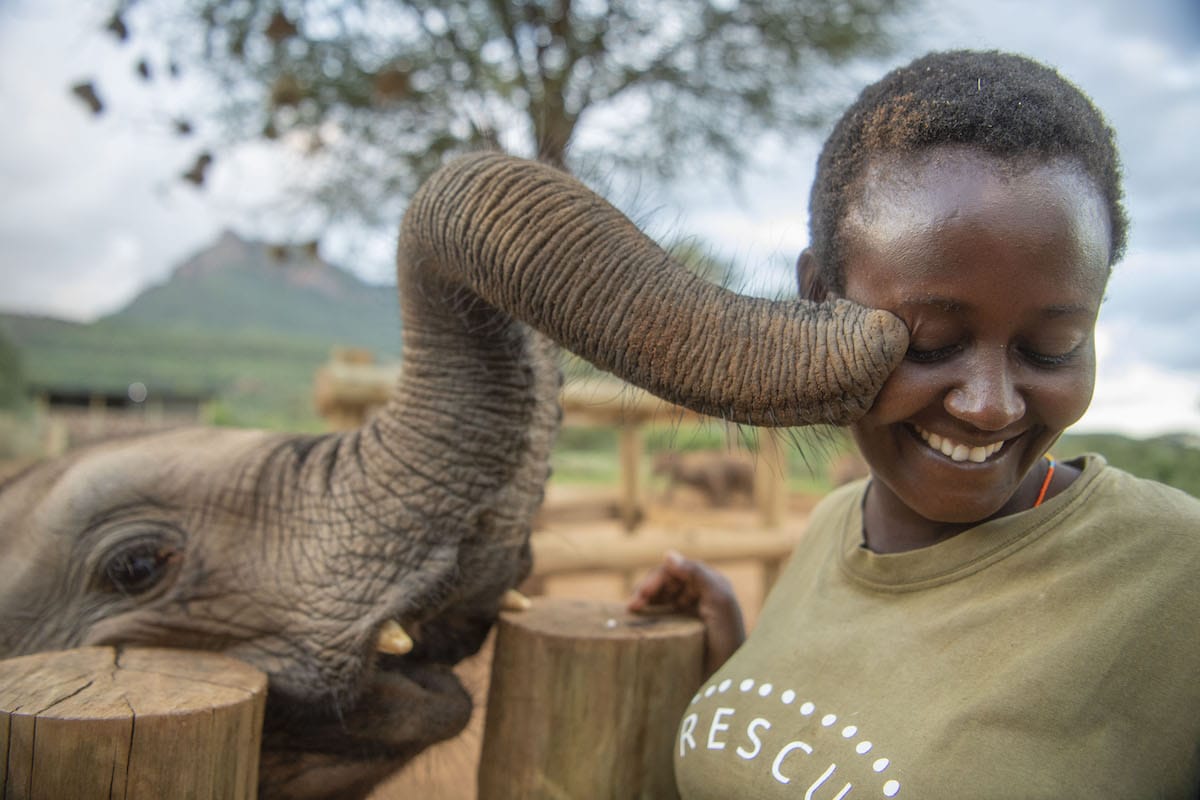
944;348;1026;431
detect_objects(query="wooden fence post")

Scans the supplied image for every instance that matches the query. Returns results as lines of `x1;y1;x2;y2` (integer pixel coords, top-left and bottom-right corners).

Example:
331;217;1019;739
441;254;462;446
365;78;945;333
0;646;266;800
756;428;787;530
478;597;704;800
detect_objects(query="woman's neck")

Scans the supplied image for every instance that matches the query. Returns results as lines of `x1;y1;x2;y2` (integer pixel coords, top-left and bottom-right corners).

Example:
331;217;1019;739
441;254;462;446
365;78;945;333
860;458;1076;554
860;483;972;553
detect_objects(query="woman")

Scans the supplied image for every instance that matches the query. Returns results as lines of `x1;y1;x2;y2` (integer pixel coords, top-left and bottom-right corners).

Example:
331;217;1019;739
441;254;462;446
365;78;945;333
630;50;1200;798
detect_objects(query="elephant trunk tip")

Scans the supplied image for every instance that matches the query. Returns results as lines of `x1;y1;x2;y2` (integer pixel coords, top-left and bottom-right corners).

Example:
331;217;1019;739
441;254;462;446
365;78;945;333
809;302;910;428
864;307;911;370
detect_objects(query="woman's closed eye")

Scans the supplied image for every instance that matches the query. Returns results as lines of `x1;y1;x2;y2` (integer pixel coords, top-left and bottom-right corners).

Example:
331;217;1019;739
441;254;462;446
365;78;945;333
1019;341;1086;368
906;339;1086;367
905;342;963;363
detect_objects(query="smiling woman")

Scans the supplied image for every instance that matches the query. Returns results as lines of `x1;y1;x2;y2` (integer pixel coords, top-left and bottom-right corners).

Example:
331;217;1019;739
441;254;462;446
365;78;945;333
836;150;1111;548
631;50;1200;799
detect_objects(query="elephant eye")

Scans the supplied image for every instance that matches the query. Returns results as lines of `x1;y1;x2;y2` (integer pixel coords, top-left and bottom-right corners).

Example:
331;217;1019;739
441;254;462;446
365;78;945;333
103;539;178;596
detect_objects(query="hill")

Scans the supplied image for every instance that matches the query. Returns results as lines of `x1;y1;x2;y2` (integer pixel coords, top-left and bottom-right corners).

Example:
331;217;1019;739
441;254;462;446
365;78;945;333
104;230;400;354
1055;431;1200;498
1;231;401;428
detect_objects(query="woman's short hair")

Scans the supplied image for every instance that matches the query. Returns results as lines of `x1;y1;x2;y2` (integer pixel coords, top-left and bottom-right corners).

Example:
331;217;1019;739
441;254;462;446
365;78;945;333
808;49;1128;293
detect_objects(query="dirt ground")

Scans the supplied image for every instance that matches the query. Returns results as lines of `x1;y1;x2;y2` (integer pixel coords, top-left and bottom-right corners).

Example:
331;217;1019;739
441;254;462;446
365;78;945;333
371;484;821;799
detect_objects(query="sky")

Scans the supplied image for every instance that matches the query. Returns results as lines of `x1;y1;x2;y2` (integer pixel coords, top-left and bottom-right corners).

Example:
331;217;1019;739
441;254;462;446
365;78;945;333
0;0;1198;437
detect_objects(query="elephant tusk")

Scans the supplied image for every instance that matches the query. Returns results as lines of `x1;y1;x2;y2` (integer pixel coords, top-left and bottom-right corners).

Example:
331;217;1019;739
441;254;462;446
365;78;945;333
501;588;531;611
376;620;415;655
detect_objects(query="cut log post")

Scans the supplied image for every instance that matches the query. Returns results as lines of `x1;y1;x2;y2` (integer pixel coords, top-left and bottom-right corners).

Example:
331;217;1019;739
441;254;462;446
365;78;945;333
0;646;267;800
479;597;704;800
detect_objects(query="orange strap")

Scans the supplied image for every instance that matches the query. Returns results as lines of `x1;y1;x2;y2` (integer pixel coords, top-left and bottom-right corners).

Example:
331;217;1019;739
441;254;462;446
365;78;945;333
1033;456;1056;508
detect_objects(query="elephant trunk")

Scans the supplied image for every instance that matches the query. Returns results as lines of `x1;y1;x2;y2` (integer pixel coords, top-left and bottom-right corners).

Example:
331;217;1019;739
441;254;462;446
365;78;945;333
401;151;908;427
306;150;908;646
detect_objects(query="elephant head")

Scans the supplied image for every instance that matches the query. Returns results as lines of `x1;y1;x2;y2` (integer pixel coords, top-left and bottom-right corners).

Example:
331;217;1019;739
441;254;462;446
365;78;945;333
0;153;907;797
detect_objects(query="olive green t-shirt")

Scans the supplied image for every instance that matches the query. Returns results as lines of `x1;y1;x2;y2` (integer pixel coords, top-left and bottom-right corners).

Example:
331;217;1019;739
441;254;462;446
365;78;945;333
675;456;1200;799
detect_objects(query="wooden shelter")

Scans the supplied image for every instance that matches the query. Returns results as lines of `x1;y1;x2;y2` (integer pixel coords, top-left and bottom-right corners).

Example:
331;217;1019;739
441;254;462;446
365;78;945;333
28;381;213;451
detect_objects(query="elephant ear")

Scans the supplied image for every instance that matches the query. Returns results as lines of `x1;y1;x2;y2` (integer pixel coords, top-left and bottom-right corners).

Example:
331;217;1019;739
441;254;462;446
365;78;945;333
399;152;908;426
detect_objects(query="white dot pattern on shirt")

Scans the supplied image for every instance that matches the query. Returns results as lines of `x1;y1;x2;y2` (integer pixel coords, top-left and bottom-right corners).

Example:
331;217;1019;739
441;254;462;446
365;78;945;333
690;678;900;797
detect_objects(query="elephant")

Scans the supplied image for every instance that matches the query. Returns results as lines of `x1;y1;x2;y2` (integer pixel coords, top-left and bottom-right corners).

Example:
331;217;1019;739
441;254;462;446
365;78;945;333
0;152;908;798
652;450;756;507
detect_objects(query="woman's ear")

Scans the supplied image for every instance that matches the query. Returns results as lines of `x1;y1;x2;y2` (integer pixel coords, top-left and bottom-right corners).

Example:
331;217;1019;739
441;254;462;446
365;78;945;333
796;250;830;302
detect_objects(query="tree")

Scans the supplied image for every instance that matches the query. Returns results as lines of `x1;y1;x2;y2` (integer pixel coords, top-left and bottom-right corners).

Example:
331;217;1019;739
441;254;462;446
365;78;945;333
85;0;910;230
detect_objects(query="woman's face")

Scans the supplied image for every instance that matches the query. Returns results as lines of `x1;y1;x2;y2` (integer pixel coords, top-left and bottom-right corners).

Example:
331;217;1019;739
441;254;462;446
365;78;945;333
838;147;1111;527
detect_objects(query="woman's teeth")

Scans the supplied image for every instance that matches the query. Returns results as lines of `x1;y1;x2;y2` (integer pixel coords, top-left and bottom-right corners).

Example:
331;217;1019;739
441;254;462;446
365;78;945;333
915;426;1005;463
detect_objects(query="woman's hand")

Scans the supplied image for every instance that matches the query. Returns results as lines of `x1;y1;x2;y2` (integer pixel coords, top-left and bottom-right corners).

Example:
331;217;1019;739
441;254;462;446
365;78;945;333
627;550;746;677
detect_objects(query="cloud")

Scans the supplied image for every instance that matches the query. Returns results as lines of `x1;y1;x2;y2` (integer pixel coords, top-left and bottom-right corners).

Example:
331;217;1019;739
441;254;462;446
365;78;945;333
1094;246;1200;376
1105;247;1200;324
1078;358;1200;436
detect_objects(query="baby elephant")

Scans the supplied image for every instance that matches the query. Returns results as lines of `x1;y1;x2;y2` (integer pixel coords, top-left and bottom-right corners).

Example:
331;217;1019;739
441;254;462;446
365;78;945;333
653;450;756;507
0;153;907;799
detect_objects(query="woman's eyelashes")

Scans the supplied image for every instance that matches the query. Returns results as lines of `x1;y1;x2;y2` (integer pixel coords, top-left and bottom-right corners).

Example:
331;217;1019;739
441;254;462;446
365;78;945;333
904;338;1087;367
1018;341;1086;368
905;343;962;363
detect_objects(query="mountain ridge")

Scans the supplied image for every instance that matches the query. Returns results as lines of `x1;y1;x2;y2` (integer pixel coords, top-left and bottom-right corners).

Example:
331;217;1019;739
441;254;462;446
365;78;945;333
1;230;403;427
101;229;400;355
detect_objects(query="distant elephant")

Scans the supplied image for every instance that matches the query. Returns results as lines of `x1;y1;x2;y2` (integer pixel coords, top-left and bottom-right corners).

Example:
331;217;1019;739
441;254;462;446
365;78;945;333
653;450;756;507
0;152;907;798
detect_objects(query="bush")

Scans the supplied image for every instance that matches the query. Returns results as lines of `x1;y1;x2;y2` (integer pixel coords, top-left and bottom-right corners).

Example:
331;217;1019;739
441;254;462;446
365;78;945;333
1058;432;1200;498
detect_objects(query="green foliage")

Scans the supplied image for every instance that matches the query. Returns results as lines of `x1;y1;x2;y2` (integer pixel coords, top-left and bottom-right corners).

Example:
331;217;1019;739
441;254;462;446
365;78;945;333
1057;432;1200;498
96;0;912;228
3;312;346;430
550;447;622;486
3;314;324;428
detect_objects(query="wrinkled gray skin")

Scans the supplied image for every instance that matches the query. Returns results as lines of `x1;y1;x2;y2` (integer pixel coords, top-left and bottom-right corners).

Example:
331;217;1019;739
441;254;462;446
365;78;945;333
0;153;908;798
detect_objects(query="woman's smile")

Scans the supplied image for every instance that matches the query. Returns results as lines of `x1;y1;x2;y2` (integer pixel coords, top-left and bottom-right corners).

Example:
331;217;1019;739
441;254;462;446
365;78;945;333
911;424;1007;464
